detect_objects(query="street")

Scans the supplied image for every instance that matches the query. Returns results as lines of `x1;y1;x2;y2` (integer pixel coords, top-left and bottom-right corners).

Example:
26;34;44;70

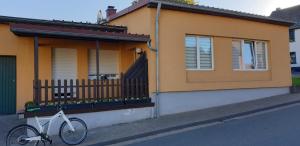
125;104;300;146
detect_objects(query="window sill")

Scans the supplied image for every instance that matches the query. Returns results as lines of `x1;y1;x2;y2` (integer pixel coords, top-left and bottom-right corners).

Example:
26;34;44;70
233;69;269;72
186;69;215;71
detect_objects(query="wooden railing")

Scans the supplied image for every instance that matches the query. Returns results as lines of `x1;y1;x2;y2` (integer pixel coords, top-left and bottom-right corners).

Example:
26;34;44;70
33;75;149;106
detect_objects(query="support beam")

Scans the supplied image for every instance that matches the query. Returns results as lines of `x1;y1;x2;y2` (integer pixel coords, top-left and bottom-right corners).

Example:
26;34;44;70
34;36;39;104
96;40;100;99
34;36;39;81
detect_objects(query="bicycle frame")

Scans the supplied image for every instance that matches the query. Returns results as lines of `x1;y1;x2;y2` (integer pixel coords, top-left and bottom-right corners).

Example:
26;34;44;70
25;110;75;141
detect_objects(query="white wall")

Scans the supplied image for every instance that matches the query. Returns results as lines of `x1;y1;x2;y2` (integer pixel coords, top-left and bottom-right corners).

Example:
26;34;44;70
290;29;300;68
28;107;154;135
157;87;289;116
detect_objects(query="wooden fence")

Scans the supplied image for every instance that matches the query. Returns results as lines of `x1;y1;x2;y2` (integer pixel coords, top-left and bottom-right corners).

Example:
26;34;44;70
33;76;149;106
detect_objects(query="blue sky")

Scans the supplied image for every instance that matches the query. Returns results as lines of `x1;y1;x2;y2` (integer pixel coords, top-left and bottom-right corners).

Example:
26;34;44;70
0;0;299;23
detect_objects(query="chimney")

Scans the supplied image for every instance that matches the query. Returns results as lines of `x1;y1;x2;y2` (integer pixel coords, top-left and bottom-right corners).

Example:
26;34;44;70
106;6;117;19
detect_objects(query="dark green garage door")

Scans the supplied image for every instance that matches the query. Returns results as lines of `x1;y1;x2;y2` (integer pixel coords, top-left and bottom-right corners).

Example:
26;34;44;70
0;56;16;114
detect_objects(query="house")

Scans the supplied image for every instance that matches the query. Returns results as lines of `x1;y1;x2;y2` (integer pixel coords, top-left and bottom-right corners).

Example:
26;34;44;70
270;5;300;73
108;0;292;116
0;0;293;130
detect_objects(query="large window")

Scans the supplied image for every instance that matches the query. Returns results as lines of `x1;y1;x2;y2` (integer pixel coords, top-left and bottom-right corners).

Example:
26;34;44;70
290;52;297;64
185;36;213;70
232;40;268;70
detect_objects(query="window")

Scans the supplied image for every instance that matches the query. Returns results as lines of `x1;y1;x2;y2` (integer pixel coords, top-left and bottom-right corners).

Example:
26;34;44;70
185;36;213;70
232;40;268;70
290;52;297;64
289;29;295;42
88;49;119;79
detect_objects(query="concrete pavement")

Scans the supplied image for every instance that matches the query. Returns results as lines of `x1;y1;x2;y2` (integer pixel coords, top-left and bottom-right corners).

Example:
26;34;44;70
126;103;300;146
0;115;26;146
1;93;300;146
86;93;300;146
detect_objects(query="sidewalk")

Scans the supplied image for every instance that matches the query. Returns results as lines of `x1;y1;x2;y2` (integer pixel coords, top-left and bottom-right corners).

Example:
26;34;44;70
0;115;26;146
50;93;300;146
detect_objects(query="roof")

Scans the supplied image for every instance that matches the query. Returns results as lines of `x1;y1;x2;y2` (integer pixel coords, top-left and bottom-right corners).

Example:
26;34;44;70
108;0;293;26
0;15;127;33
291;24;300;29
270;5;300;28
10;23;150;42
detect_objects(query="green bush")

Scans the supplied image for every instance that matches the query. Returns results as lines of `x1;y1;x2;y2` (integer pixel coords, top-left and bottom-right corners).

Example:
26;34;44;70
292;77;300;87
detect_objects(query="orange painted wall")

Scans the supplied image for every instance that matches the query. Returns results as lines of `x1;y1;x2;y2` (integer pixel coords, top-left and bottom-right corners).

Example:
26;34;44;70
110;7;292;93
110;7;157;94
0;24;136;111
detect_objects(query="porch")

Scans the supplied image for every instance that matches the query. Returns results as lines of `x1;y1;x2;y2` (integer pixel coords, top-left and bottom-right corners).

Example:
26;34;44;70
10;23;153;117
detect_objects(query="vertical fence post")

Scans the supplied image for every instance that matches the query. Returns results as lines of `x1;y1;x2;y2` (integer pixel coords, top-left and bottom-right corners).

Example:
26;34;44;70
33;80;37;105
45;80;49;106
135;78;139;99
76;79;79;102
93;79;97;100
111;79;115;99
126;79;130;103
58;80;61;105
64;80;68;105
106;79;110;99
70;79;74;102
117;79;120;99
82;79;85;103
37;80;41;105
88;79;91;101
101;79;104;101
51;80;55;103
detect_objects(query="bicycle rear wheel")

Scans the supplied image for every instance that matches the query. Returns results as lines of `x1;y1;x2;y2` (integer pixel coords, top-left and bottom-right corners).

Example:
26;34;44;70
59;118;87;145
6;124;40;146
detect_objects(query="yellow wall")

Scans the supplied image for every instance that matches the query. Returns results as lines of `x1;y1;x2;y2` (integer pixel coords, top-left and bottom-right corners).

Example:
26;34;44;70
0;24;34;111
110;7;292;93
0;24;137;111
110;7;157;94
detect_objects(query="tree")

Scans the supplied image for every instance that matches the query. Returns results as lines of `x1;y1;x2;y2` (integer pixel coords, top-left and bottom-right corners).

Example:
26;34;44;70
174;0;198;5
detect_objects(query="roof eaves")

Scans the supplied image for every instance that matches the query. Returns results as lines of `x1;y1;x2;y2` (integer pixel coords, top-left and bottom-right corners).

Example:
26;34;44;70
10;23;150;42
147;0;294;26
0;15;128;32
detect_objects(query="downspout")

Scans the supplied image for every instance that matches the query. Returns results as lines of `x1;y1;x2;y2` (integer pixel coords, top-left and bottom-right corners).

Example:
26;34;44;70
147;2;161;118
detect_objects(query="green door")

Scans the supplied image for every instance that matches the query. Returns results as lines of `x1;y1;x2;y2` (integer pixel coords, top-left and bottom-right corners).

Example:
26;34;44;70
0;56;16;114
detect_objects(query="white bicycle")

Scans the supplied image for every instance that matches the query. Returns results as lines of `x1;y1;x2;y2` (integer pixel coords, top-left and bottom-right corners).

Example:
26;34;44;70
6;110;88;146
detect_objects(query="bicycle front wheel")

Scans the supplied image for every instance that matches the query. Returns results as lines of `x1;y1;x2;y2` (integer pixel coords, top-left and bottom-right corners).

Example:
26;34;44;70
59;118;87;145
6;124;40;146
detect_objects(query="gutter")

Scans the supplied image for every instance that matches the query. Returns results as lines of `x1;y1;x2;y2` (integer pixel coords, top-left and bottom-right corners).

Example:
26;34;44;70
147;2;162;118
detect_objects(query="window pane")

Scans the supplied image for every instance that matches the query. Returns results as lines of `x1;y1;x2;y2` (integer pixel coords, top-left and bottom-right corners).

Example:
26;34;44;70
232;40;242;69
255;42;267;69
185;36;197;69
291;52;297;64
290;29;295;42
199;37;212;69
243;41;255;69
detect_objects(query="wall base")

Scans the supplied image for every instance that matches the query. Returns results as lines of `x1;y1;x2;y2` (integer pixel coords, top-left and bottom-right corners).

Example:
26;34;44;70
27;107;154;135
157;87;290;116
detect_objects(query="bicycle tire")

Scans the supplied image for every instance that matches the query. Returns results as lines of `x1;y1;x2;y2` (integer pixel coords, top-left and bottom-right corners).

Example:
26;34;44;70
6;124;40;146
59;118;88;145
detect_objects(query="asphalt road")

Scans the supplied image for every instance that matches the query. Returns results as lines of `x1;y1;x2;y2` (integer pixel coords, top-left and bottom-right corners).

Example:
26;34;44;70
126;104;300;146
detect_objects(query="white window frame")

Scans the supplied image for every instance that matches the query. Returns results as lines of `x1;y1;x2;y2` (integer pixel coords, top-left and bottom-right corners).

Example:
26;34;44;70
185;35;214;71
234;40;269;71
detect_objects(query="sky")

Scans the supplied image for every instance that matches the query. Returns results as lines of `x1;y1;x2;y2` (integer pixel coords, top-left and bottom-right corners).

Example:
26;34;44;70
0;0;299;23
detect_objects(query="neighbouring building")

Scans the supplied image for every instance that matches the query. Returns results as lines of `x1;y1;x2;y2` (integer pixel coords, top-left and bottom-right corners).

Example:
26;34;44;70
270;5;300;73
0;0;293;131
